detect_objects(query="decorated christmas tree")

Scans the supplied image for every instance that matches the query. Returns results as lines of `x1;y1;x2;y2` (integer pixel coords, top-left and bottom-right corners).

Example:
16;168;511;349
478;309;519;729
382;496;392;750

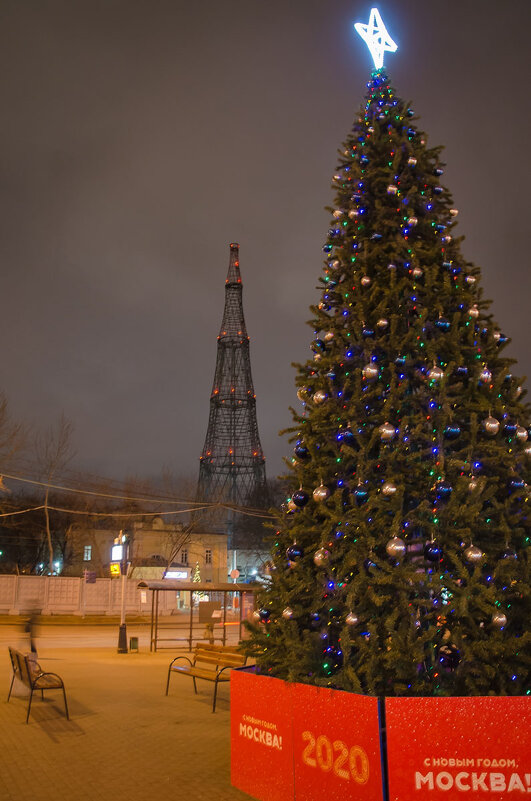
247;10;530;697
192;561;205;602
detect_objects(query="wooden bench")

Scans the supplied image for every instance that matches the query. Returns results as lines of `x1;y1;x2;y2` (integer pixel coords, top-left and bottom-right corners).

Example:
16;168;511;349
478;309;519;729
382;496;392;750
165;643;247;712
7;646;69;724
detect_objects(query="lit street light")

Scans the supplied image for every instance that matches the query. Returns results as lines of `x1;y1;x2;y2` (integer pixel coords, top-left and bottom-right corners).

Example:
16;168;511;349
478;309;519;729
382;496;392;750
111;532;130;654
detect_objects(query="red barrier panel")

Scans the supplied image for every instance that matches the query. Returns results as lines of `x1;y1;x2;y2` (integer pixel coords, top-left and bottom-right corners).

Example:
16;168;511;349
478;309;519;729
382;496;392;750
292;683;384;801
230;669;295;801
386;696;531;801
231;671;529;801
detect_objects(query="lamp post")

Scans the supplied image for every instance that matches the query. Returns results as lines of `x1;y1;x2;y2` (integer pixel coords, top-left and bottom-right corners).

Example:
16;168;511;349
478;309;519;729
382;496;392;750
111;532;129;653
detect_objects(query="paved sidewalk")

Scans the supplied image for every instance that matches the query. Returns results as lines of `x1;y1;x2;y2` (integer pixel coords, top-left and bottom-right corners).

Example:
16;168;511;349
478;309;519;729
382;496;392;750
0;634;251;801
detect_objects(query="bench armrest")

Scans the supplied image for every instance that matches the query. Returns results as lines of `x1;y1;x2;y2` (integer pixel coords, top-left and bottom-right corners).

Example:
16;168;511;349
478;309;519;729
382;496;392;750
216;665;235;679
34;670;62;680
169;655;193;669
31;671;65;689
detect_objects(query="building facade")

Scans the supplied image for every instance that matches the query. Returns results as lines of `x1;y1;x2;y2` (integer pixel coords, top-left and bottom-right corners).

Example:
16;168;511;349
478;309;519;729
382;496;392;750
64;517;228;584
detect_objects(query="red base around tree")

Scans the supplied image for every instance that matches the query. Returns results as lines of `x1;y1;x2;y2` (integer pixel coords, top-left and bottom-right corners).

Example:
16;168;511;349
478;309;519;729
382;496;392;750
230;668;530;801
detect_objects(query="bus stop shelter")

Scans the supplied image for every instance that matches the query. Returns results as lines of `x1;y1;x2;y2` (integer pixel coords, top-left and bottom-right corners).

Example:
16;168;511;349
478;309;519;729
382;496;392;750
137;580;261;651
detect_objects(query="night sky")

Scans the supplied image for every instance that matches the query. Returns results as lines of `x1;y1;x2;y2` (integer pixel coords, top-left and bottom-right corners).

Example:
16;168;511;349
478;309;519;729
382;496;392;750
1;0;529;485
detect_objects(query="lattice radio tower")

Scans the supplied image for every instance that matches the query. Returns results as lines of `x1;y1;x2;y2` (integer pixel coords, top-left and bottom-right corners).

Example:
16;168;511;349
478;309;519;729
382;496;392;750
197;244;268;545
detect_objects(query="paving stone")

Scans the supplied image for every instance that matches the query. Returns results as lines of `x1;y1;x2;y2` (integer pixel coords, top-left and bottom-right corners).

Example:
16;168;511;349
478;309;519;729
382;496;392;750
0;633;251;801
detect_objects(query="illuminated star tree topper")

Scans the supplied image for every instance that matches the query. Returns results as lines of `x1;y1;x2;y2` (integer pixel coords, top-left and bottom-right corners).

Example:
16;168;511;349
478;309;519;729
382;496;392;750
355;7;398;70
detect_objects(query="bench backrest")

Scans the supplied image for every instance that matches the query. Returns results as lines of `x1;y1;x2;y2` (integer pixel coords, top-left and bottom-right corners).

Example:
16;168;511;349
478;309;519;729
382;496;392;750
17;651;34;687
193;646;247;669
9;648;41;687
199;643;241;652
8;646;20;680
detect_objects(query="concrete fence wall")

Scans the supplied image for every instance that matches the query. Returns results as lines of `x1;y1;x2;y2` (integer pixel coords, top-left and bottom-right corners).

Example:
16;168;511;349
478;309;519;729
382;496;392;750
0;575;182;616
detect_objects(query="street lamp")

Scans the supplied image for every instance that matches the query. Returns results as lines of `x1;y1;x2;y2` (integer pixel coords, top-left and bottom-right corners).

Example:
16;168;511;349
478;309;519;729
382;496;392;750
111;532;129;654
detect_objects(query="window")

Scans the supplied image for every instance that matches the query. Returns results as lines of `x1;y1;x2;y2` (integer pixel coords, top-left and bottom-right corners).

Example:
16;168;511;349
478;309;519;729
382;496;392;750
205;549;212;565
83;545;92;561
181;549;188;565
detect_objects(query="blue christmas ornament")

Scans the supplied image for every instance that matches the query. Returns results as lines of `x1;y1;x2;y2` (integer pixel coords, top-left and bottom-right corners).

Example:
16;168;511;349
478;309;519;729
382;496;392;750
326;370;337;381
258;609;271;622
371;232;382;241
323;244;332;253
311;339;326;353
434;167;444;176
362;326;375;338
435;317;451;332
363;557;378;574
337;428;356;447
501;548;518;560
508;478;525;493
309;612;321;629
294;444;310;461
436;480;453;500
395;355;406;366
444;425;461;440
354;485;369;505
438;643;459;672
455;366;468;378
424;541;443;563
292;489;309;507
504;422;518;436
286;544;304;562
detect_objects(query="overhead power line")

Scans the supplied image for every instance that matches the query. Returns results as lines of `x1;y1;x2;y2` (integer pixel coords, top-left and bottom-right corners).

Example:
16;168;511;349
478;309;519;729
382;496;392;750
0;471;275;520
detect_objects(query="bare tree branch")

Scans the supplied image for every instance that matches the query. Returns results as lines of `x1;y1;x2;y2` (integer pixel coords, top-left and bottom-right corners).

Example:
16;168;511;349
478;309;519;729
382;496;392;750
35;414;75;573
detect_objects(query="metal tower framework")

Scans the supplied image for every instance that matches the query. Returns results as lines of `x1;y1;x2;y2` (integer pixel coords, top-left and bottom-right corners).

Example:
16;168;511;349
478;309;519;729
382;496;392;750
197;244;267;531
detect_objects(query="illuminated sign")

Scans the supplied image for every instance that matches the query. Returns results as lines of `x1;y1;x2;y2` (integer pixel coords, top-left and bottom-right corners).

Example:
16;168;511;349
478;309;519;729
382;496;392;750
354;8;398;70
164;570;188;580
110;562;121;577
111;544;123;562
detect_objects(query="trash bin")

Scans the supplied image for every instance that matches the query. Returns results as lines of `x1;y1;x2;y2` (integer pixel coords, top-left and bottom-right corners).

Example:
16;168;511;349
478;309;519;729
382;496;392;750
129;636;139;652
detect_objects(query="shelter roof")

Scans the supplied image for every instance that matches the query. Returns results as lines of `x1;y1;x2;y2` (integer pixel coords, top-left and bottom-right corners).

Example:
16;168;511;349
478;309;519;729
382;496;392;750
136;580;260;592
